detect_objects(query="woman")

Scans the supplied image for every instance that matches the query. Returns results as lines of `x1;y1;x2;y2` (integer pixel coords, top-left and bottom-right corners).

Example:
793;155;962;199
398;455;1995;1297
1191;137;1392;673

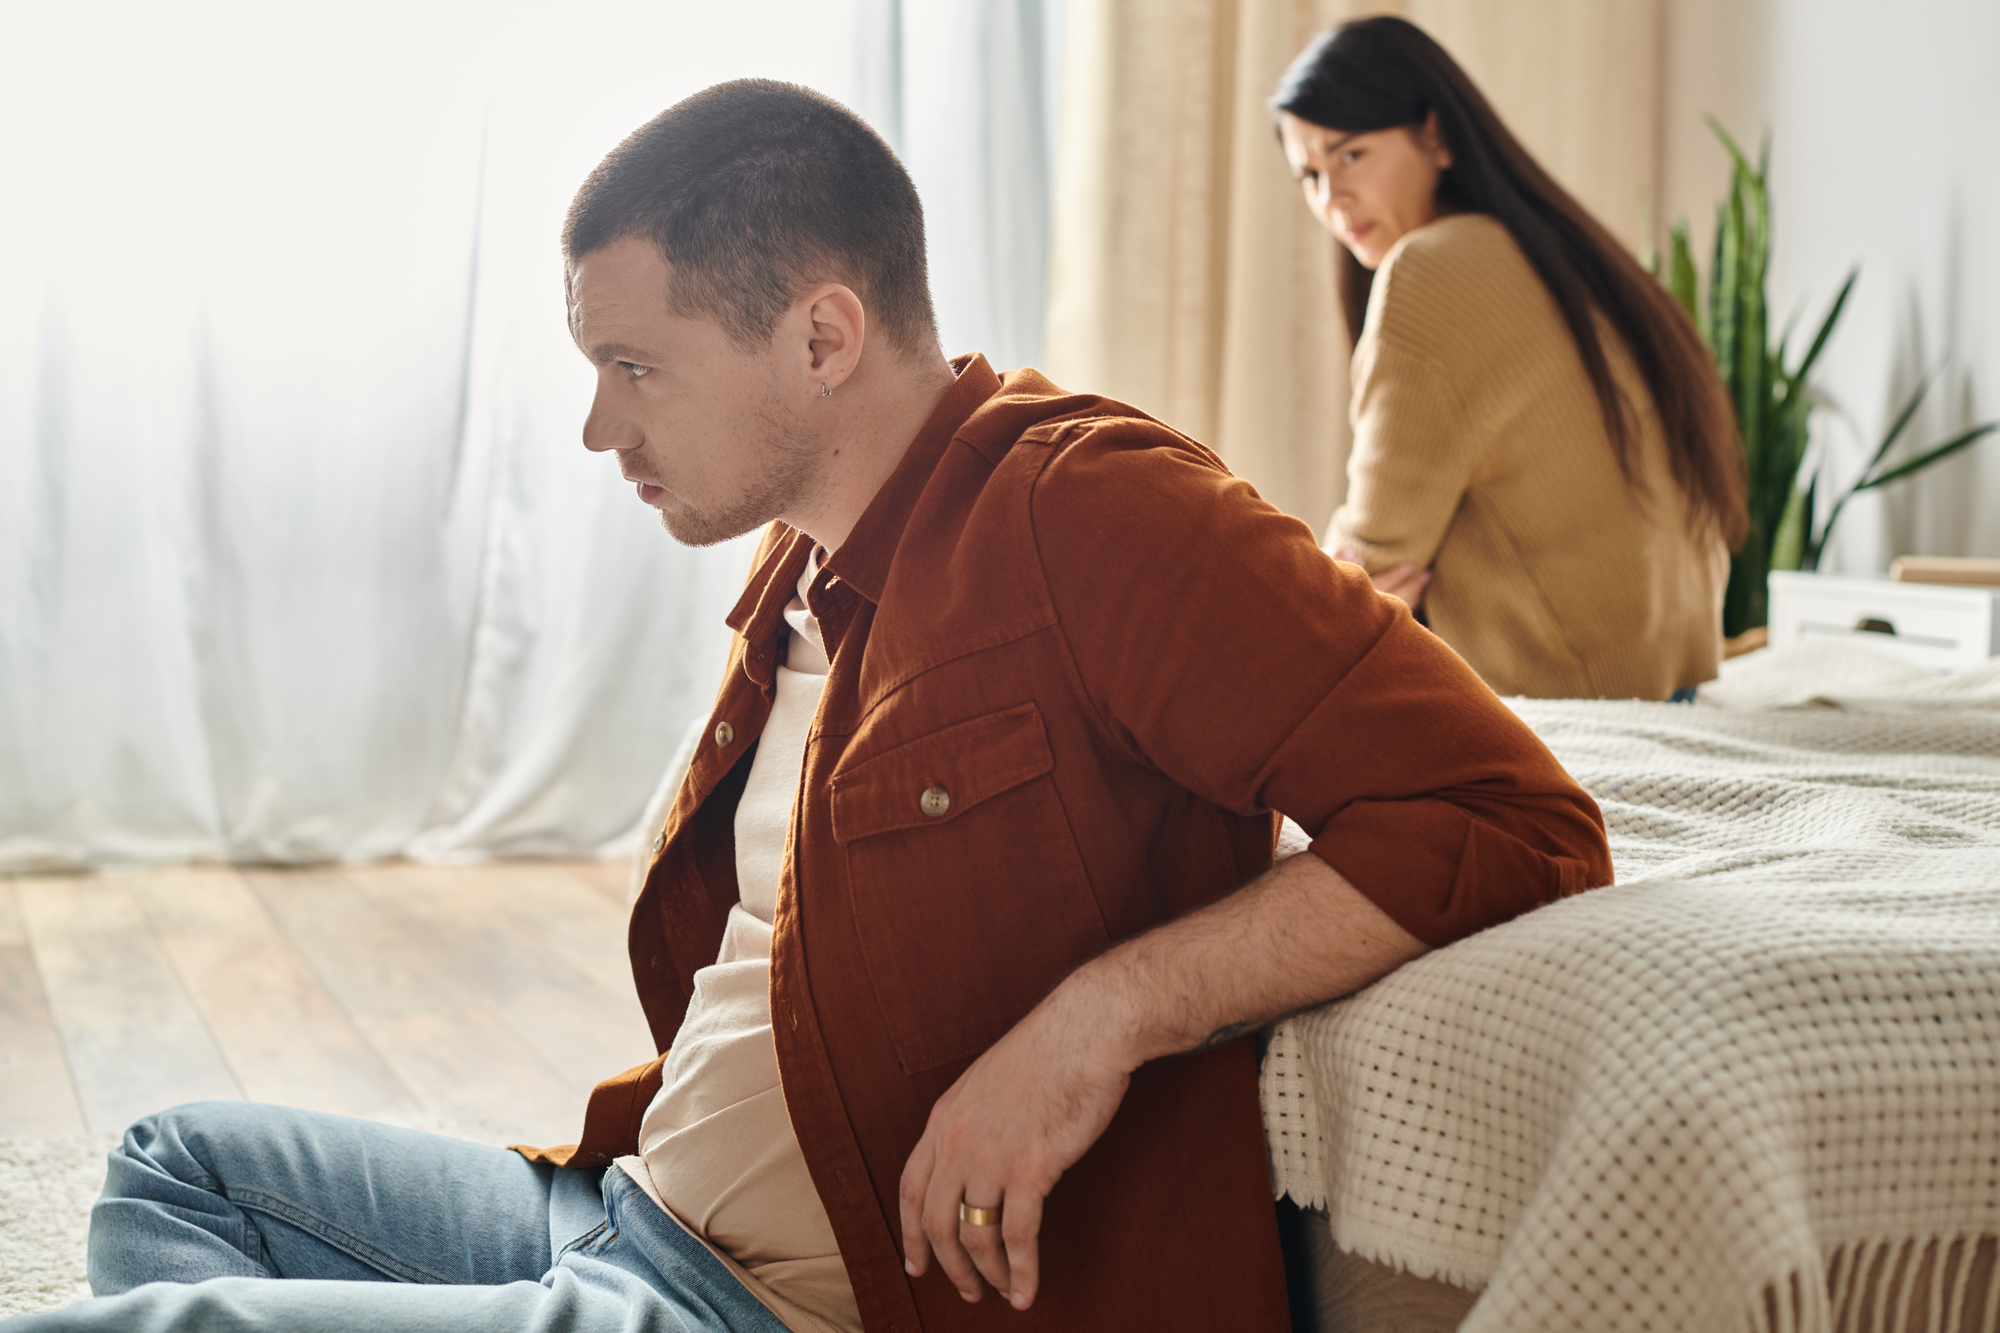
1272;17;1745;700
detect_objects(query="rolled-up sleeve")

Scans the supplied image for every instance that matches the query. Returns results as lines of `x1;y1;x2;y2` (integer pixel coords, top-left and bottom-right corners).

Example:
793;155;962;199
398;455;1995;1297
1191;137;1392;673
1031;426;1610;947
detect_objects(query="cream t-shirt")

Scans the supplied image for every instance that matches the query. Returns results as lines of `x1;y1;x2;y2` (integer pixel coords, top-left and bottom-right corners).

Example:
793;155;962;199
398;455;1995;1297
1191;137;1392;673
616;552;860;1333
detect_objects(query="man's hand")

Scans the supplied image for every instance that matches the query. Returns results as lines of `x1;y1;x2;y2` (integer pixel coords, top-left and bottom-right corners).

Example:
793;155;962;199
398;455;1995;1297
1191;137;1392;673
897;851;1427;1311
897;976;1134;1311
1334;546;1431;610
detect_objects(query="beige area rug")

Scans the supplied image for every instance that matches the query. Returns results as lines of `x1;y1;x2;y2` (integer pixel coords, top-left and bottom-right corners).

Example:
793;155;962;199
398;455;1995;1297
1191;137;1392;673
0;1117;519;1320
0;1136;112;1318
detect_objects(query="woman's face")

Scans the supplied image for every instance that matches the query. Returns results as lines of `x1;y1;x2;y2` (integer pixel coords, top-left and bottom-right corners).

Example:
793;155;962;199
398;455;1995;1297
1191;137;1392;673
1278;111;1453;269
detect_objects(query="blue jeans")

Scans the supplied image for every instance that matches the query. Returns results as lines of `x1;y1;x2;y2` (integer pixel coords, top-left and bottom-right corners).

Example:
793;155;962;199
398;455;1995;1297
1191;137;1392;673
1;1102;788;1333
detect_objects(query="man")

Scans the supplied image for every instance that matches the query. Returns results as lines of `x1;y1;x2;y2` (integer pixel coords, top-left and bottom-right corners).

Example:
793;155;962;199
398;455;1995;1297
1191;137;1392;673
11;81;1609;1333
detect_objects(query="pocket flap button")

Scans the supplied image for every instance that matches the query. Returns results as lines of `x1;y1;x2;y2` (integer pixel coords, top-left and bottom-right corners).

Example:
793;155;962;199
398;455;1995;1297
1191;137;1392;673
919;785;951;819
714;721;736;747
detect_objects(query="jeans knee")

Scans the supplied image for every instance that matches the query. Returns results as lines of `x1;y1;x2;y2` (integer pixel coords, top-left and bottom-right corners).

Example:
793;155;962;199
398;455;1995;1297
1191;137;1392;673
125;1100;244;1143
109;1101;250;1196
91;1105;277;1294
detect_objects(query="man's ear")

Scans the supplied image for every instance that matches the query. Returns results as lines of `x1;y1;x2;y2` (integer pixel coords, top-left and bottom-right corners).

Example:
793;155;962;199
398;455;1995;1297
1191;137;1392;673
796;283;866;396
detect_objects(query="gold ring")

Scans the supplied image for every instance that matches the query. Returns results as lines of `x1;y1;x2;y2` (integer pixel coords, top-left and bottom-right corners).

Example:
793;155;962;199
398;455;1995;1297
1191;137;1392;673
959;1201;1002;1227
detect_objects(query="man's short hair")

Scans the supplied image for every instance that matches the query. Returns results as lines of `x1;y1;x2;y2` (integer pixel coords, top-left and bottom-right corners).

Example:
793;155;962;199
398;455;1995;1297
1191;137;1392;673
564;79;938;356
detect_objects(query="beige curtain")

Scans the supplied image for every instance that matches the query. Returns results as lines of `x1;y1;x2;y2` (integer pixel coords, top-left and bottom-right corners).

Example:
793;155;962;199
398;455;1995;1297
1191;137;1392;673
1043;0;1663;535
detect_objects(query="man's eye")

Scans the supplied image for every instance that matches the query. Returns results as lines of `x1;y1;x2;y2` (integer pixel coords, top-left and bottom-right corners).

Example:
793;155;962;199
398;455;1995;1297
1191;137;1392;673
1341;149;1362;164
620;362;649;379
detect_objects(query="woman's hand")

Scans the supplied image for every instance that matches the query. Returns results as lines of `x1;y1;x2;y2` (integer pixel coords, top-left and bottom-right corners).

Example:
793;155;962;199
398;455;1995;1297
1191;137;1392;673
1334;547;1431;610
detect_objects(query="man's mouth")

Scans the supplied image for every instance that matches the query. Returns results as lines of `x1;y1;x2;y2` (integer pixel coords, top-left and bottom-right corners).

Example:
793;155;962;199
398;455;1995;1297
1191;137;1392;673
622;468;670;506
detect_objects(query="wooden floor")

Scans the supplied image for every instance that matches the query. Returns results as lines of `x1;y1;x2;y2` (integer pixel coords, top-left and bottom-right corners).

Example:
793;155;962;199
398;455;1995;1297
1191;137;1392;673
0;861;654;1147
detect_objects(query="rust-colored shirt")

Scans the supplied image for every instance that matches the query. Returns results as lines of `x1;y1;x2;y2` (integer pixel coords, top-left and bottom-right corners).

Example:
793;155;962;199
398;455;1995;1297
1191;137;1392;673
534;356;1611;1332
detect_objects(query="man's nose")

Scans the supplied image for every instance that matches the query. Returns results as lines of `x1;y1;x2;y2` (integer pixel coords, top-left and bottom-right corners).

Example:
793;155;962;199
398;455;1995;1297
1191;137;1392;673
581;385;638;453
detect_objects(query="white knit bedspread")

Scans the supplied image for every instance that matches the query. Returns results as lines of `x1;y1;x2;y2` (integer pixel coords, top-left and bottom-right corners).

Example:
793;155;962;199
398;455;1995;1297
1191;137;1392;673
1262;645;2000;1333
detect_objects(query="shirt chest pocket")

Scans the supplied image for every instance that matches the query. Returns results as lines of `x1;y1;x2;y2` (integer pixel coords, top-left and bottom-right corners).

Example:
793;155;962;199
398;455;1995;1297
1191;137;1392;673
828;701;1110;1073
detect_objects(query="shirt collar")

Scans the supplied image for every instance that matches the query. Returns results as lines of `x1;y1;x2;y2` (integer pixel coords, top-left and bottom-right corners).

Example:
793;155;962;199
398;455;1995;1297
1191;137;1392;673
823;353;1001;605
723;354;1002;663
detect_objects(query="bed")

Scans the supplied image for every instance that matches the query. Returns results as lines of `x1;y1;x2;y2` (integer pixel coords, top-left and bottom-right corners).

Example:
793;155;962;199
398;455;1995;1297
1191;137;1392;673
1263;643;2000;1333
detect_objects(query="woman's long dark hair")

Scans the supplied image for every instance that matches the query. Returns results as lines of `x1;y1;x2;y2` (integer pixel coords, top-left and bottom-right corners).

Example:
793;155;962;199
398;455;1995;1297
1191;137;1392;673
1272;17;1746;546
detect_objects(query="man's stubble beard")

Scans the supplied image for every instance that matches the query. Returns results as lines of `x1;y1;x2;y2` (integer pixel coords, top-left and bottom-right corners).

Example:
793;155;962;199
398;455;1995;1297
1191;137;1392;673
658;394;822;548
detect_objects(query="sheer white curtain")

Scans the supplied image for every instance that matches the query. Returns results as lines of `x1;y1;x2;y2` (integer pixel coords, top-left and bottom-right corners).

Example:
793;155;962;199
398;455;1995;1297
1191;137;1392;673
1;0;1059;872
851;0;1065;372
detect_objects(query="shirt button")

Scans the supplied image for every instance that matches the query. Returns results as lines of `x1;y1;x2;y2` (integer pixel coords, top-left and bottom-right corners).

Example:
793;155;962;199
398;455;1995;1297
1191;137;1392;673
650;831;665;853
714;721;736;747
919;785;951;819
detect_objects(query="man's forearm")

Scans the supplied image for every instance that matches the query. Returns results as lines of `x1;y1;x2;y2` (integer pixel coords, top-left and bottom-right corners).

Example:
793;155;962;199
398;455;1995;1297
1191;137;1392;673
1065;846;1429;1073
896;845;1429;1310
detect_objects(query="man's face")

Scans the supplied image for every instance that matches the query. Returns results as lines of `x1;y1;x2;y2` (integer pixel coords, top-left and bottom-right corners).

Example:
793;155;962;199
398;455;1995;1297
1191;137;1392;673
569;235;818;547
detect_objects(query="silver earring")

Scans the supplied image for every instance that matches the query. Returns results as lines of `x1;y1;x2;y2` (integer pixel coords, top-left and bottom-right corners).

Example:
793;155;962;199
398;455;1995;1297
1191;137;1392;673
820;381;832;398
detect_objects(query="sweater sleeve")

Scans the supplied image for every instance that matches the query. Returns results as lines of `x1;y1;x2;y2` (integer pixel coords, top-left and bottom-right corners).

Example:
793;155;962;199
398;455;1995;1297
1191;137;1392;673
1033;426;1611;947
1323;252;1482;571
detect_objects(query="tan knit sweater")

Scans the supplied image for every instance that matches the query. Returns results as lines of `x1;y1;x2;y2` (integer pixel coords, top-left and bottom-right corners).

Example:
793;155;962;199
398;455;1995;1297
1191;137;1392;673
1325;213;1727;700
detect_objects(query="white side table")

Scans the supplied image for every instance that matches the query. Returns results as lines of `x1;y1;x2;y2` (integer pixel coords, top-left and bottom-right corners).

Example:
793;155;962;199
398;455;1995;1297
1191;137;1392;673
1768;571;2000;671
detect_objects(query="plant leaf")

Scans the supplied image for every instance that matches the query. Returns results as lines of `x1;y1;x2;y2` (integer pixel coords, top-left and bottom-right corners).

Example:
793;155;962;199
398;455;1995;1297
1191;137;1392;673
1739;251;1769;428
1754;397;1809;540
1775;296;1806;365
1855;422;2000;491
1710;119;1771;297
1862;370;1941;480
1804;490;1846;571
1711;195;1742;407
1708;116;1756;179
1769;479;1811;572
1737;258;1767;462
1667;219;1701;331
1790;269;1856;384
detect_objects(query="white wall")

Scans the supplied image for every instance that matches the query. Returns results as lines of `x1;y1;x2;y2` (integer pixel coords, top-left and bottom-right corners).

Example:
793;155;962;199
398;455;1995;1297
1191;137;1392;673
1663;0;2000;571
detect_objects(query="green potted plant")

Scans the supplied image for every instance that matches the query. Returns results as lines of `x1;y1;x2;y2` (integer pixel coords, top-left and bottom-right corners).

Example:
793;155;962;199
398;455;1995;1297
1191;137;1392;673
1661;122;1996;638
